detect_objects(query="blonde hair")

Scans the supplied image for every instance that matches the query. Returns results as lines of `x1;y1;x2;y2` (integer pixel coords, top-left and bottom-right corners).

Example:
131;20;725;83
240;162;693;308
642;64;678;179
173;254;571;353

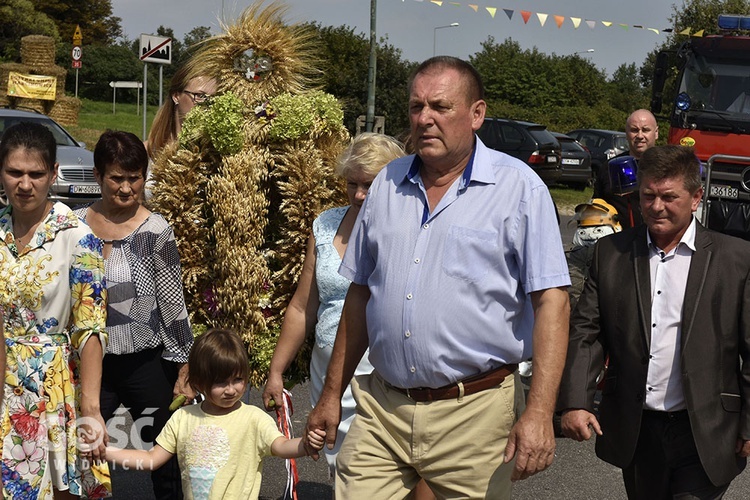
146;65;192;159
335;132;405;179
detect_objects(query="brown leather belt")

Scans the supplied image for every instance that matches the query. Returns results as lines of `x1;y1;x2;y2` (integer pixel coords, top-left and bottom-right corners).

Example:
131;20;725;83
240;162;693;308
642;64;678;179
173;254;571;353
389;364;518;402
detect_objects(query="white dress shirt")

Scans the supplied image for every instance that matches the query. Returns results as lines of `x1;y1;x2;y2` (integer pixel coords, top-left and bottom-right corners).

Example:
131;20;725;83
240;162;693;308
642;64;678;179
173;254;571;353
644;218;697;411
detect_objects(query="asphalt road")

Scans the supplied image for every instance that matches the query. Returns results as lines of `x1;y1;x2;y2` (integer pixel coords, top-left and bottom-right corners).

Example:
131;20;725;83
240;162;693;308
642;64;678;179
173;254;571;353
109;214;750;498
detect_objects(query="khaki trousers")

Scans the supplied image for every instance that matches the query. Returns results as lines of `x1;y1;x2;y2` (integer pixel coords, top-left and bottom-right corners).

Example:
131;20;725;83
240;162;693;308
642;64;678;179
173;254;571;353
335;371;517;499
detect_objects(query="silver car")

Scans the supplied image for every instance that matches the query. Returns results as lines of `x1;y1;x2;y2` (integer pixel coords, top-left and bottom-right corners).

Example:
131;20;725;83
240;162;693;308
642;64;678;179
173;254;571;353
0;108;100;206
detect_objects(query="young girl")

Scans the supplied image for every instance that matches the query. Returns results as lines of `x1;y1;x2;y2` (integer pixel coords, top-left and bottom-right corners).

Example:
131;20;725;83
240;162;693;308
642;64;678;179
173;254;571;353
107;329;324;499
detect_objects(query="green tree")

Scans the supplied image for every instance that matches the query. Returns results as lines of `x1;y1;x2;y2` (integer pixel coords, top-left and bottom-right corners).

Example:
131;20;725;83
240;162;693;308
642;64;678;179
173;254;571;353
608;63;648;113
32;0;121;44
470;37;616;132
0;0;59;61
64;40;141;101
305;22;415;135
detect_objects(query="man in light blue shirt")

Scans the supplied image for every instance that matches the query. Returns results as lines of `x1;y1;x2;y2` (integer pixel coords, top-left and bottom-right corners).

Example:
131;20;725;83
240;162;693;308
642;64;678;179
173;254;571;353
306;56;570;499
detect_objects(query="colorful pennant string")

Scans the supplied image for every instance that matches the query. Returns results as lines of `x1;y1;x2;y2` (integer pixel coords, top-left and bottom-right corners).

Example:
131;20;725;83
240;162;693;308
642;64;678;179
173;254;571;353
401;0;694;36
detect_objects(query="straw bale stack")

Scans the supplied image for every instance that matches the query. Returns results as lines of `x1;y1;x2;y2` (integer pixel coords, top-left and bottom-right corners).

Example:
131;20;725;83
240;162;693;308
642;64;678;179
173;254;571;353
49;96;81;126
0;63;30;99
20;35;56;67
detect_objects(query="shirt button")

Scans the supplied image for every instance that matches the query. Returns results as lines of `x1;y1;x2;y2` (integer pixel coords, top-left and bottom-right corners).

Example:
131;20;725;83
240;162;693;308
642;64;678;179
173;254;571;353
410;366;416;373
652;323;656;328
406;293;413;300
414;258;420;264
405;331;411;338
657;290;661;295
423;223;429;229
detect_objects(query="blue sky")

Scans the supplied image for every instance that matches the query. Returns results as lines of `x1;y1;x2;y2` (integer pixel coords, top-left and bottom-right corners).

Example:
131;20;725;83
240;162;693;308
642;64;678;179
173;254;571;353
112;0;678;77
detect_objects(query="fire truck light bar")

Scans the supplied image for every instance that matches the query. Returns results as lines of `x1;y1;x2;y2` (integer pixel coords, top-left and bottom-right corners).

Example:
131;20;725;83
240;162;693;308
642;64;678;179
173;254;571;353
718;14;750;30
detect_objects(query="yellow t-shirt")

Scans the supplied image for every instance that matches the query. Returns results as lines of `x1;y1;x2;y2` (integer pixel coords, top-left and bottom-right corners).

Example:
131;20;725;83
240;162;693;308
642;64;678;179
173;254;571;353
156;402;284;499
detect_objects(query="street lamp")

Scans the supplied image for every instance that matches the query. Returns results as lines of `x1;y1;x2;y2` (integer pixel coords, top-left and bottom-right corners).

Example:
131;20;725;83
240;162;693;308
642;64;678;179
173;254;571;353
433;23;459;56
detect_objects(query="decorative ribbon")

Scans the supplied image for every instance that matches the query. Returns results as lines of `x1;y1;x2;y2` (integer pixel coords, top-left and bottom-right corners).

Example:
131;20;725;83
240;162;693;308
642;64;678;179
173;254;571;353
276;389;299;500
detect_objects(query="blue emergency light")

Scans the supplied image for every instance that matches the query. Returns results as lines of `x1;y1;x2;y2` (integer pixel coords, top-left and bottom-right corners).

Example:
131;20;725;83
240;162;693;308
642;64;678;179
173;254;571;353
718;14;750;30
608;156;638;195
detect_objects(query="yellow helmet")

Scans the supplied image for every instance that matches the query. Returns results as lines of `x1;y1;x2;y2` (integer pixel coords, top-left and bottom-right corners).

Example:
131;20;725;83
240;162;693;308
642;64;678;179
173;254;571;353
574;198;621;231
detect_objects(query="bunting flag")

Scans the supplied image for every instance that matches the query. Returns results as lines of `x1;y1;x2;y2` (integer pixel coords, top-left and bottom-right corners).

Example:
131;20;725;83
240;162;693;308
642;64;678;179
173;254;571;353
693;29;705;37
679;27;691;35
411;0;673;36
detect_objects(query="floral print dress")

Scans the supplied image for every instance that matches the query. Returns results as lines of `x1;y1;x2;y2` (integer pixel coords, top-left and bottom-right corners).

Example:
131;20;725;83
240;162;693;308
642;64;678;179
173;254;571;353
0;203;110;499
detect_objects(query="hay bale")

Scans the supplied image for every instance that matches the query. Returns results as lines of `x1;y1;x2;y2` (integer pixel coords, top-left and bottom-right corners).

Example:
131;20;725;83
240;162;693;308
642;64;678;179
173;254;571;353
49;96;81;126
0;63;31;97
14;97;50;114
20;35;55;68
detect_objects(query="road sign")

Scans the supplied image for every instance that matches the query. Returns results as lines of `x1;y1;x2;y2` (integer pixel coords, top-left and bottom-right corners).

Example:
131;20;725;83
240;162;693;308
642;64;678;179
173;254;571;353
73;25;82;46
139;34;171;64
71;46;82;61
72;60;82;69
109;81;142;89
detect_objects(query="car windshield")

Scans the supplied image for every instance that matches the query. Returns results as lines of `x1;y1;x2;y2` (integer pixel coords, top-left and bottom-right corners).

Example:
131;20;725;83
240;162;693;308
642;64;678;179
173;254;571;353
0;116;78;147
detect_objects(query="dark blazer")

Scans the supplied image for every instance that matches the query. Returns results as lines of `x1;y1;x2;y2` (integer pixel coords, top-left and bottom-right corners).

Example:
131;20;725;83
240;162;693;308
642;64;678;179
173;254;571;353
558;222;750;486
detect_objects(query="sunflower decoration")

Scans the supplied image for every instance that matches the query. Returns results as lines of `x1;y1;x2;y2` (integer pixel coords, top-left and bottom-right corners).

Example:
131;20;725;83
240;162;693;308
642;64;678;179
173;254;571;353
149;0;349;387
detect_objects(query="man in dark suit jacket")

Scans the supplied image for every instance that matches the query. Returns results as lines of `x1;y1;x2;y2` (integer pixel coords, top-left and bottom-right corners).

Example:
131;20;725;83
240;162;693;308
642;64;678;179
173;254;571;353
559;145;750;498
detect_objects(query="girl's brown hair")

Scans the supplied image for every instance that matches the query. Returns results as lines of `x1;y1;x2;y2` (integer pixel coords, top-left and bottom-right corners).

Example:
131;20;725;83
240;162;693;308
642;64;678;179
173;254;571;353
187;329;249;393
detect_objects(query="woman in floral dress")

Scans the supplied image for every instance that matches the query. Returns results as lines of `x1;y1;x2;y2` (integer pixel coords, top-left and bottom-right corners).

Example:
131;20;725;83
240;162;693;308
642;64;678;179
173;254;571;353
0;122;110;499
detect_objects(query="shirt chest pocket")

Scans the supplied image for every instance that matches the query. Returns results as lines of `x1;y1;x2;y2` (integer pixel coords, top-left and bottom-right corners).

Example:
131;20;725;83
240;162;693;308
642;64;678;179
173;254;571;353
442;225;499;282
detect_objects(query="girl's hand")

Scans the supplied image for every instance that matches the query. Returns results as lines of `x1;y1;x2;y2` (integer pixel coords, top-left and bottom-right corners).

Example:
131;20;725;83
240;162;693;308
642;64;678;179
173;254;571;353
306;428;326;451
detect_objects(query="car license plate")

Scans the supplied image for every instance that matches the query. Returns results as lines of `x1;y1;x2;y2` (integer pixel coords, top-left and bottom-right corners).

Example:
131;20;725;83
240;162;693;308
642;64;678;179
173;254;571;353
561;158;580;165
69;185;101;194
547;155;557;163
709;184;738;199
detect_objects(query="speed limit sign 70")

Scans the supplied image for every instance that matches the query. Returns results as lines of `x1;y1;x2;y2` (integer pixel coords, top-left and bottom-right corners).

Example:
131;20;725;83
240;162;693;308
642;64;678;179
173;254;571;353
72;46;82;61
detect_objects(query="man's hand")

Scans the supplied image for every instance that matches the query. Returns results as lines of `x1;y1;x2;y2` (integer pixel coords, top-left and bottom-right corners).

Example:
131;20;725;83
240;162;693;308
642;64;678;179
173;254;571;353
736;439;750;458
560;409;602;441
504;408;556;481
173;363;197;402
304;392;342;460
262;372;284;411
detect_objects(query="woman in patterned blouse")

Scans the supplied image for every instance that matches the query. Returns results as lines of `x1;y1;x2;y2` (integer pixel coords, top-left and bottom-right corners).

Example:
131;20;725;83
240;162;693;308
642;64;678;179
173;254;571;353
75;130;193;500
0;122;110;498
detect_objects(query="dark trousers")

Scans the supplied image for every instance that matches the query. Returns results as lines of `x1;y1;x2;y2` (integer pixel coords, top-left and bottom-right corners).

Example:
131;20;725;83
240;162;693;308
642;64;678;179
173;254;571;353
622;410;730;500
101;347;183;500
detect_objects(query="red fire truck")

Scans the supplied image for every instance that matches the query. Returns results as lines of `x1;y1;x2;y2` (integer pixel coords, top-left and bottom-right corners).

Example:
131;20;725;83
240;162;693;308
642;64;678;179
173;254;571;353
651;14;750;238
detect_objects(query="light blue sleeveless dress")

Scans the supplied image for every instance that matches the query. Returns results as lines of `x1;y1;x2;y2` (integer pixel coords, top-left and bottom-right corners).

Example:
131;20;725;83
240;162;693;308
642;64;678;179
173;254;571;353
309;206;374;473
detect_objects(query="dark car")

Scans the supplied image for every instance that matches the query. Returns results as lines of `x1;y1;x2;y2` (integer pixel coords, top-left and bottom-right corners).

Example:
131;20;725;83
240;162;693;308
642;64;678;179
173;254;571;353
478;118;561;185
552;132;592;189
565;129;628;183
0;108;100;206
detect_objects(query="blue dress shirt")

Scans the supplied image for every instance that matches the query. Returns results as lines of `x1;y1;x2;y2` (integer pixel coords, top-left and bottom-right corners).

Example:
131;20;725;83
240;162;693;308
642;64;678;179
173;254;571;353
340;138;570;388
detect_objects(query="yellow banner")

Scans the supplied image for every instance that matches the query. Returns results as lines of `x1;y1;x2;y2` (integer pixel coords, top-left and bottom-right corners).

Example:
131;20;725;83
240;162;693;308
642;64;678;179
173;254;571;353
7;72;57;100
